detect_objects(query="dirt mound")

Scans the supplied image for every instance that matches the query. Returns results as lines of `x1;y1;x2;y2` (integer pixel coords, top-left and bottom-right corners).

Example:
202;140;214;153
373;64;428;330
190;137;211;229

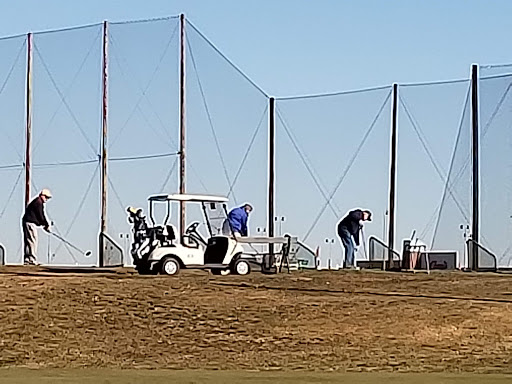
0;267;512;372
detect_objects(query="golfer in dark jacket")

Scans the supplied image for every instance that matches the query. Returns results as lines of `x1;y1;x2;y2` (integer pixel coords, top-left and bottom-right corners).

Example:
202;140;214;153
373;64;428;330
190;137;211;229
22;189;52;265
337;209;371;268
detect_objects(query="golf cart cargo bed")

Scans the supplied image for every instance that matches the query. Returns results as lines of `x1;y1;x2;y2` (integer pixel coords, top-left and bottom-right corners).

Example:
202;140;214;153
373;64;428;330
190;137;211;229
236;236;288;244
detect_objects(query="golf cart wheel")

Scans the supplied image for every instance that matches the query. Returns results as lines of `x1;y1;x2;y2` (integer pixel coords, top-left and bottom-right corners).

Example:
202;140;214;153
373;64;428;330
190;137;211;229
231;259;251;276
160;257;180;276
211;269;230;276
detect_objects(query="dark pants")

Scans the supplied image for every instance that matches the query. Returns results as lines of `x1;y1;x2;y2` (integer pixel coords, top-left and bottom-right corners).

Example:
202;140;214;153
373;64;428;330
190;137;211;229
338;227;355;268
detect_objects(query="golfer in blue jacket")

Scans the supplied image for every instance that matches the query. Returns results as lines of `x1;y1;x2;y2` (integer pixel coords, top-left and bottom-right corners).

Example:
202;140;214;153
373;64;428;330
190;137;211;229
222;203;253;237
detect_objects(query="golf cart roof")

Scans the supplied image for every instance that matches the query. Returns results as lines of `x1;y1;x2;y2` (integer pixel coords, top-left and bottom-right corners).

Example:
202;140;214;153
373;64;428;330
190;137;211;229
148;193;229;203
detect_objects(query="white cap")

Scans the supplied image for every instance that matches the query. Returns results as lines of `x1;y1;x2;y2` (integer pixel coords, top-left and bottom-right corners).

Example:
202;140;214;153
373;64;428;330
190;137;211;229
40;188;52;198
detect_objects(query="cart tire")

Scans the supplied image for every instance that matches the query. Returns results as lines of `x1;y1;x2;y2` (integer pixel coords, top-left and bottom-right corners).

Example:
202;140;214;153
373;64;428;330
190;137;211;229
160;257;180;276
231;259;251;275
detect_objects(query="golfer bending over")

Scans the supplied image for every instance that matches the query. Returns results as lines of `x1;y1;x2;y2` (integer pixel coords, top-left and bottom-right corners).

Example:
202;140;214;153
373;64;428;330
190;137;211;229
222;203;253;237
22;189;52;265
336;209;371;269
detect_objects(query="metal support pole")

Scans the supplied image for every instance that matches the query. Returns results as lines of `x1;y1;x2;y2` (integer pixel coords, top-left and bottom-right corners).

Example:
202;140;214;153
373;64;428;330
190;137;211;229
99;21;108;268
387;83;398;270
100;21;108;235
179;13;186;238
24;33;33;207
471;64;479;270
267;97;275;271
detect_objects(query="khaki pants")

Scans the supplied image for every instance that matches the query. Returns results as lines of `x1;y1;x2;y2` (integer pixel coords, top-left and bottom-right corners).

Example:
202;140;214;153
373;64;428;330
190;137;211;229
22;221;38;264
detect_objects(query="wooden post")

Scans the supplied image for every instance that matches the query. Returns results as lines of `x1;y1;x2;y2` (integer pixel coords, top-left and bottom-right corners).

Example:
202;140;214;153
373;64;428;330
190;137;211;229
387;83;398;270
24;33;33;207
179;13;186;238
100;21;108;235
471;64;479;270
268;97;275;270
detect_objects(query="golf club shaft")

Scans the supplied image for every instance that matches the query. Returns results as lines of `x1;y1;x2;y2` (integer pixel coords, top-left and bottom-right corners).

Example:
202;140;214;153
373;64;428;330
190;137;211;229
47;233;50;264
51;233;86;254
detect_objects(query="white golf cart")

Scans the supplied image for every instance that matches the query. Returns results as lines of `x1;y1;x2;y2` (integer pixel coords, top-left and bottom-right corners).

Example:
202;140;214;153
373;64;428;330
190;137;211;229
126;193;290;276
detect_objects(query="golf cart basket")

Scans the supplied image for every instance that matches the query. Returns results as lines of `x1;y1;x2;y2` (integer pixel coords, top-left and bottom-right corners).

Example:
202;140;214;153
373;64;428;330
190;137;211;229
126;206;166;265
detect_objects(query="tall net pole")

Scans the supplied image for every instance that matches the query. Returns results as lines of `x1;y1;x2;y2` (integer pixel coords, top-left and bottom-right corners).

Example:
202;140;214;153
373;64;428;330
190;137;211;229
24;32;33;208
471;64;479;270
387;83;398;269
179;13;186;237
268;97;275;270
101;21;109;236
99;20;109;267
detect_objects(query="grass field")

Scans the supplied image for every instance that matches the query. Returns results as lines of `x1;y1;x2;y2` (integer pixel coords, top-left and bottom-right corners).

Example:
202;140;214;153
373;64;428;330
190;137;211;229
0;369;511;383
0;266;511;378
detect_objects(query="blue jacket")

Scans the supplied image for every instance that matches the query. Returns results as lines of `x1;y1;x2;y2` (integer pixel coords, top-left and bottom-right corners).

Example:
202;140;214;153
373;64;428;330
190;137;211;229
227;206;249;236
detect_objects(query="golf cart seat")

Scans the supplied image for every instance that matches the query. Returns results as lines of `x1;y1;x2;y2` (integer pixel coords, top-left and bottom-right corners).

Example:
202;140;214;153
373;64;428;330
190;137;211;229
149;225;176;246
165;225;176;243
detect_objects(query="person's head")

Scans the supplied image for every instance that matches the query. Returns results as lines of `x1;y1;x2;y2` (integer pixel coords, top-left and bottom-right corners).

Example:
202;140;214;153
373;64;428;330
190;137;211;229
362;209;372;221
243;203;253;214
39;188;52;203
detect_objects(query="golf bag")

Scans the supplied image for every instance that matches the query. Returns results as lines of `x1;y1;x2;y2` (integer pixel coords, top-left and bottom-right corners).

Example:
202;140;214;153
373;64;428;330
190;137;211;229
126;206;176;272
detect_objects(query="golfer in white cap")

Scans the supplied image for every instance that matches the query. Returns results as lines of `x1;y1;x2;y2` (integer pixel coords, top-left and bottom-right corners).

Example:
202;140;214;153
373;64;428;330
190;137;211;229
21;189;52;265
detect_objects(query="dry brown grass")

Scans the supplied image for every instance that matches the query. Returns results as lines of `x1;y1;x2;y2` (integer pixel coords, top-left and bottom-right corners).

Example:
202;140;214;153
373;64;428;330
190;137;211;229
0;266;511;373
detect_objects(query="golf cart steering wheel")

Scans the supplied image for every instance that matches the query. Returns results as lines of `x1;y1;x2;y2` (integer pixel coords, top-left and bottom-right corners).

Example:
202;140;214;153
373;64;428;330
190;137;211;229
185;221;200;234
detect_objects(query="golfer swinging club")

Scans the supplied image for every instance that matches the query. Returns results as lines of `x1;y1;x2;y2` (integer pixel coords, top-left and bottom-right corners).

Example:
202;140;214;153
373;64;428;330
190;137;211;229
336;208;372;269
22;189;52;265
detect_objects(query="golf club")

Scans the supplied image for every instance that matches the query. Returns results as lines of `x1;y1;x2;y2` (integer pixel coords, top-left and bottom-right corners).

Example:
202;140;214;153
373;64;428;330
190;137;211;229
47;230;51;264
51;233;92;257
410;229;417;244
47;220;54;264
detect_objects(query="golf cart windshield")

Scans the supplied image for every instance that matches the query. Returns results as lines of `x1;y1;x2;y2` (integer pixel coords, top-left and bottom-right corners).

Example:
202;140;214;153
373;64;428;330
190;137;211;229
202;201;228;236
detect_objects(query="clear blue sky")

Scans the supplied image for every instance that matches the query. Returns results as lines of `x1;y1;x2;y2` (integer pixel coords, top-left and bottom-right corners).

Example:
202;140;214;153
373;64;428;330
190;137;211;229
1;1;512;267
1;0;512;95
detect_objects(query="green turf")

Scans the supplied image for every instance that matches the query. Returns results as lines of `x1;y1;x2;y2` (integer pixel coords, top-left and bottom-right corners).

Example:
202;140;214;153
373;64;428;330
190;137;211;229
0;369;510;384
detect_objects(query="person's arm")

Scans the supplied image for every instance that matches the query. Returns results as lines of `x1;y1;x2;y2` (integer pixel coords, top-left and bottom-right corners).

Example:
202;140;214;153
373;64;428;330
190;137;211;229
35;199;50;228
350;210;364;245
353;229;360;246
241;213;248;236
41;205;50;231
229;210;241;233
226;211;234;233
